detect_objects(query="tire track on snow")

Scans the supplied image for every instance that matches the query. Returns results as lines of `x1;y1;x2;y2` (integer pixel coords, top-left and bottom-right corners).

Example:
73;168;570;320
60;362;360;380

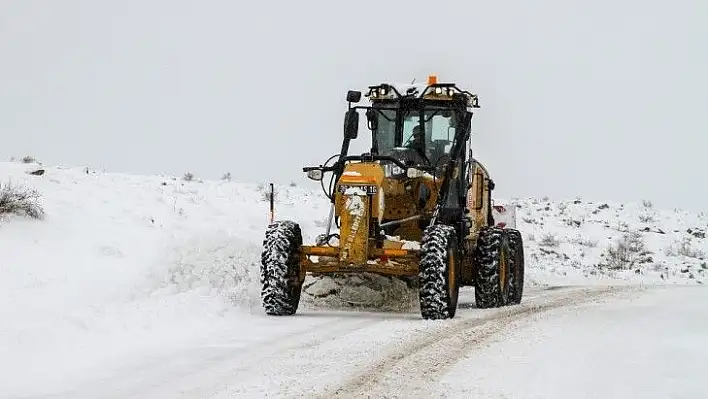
319;285;638;398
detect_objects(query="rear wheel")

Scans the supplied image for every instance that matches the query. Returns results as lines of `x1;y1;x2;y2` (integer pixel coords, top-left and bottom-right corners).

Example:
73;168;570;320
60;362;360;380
260;220;304;315
418;224;460;320
473;226;512;308
506;229;525;305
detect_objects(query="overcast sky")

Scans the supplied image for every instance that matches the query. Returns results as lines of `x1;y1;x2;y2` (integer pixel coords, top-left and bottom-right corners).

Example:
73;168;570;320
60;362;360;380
1;0;707;211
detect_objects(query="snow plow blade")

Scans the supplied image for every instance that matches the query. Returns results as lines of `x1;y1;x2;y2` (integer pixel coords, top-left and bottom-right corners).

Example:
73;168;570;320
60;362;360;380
299;244;420;276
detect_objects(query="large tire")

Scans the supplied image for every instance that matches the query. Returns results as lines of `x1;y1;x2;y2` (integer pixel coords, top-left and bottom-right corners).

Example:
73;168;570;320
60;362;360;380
506;229;525;305
473;226;512;309
418;224;460;320
260;220;304;316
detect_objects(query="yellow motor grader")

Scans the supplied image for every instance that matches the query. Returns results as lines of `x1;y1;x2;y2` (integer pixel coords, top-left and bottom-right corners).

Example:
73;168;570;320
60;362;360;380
260;76;524;320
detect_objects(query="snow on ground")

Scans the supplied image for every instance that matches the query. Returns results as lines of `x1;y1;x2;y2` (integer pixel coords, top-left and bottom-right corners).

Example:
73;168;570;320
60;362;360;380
0;161;329;397
439;285;708;399
514;196;707;286
1;159;706;397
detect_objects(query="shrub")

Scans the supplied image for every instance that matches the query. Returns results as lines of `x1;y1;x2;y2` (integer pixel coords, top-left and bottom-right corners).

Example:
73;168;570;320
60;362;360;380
639;213;655;223
258;183;278;202
602;231;648;269
0;181;45;220
539;233;559;247
665;237;706;260
572;236;598;248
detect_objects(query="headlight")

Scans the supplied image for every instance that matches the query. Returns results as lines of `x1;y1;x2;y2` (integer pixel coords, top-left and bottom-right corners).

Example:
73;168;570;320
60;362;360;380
406;167;426;178
384;164;405;177
306;169;323;181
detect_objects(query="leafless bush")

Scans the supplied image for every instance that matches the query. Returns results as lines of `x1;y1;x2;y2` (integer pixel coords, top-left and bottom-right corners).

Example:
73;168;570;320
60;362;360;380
21;155;37;164
616;221;630;232
258;183;278;202
539;233;559;247
0;181;45;220
602;231;648;269
182;172;194;182
221;172;232;181
665;237;706;259
639;213;655;223
572;235;598;247
642;200;653;208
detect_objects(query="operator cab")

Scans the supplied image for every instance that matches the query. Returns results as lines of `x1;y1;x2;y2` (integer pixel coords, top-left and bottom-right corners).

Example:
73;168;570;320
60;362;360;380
373;103;457;174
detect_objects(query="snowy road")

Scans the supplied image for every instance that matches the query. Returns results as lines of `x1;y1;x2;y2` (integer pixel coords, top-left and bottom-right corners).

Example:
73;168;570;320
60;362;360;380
32;283;673;399
439;284;708;399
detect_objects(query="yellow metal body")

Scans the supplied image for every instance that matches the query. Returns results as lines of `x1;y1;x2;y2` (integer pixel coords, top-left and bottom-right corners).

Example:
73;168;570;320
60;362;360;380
465;161;492;237
459;161;493;284
299;143;493;279
300;158;494;279
301;162;422;276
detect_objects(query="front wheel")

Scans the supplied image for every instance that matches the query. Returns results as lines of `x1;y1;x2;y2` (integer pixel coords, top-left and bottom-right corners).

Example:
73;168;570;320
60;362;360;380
418;224;460;320
260;220;304;315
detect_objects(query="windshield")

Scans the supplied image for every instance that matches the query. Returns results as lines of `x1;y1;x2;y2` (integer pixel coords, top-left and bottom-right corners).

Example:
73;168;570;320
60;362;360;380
374;105;457;166
374;108;396;154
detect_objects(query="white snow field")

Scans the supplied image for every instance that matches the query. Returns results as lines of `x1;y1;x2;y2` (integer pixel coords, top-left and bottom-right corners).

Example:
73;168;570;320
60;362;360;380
1;160;707;398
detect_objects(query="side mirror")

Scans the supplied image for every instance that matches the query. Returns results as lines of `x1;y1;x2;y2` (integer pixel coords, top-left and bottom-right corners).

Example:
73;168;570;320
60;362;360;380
344;109;359;139
347;90;362;103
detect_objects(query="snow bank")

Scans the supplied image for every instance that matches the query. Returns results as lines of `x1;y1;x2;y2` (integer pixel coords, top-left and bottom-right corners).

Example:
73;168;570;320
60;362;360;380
0;161;329;395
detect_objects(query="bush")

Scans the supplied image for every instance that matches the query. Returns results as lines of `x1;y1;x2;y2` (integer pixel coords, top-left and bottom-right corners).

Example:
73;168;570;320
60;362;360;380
0;181;45;220
602;231;649;269
258;183;278;202
639;213;655;223
539;233;559;247
572;235;598;248
666;237;705;260
182;172;194;182
21;155;37;164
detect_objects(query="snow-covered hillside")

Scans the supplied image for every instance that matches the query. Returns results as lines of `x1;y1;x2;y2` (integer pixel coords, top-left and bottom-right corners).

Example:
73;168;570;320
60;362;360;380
1;160;706;397
516;196;707;286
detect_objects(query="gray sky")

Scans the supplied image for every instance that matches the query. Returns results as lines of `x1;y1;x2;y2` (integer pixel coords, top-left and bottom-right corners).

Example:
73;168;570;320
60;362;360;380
1;0;707;211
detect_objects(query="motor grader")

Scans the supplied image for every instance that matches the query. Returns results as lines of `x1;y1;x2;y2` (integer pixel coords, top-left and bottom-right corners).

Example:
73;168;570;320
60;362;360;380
260;76;524;320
